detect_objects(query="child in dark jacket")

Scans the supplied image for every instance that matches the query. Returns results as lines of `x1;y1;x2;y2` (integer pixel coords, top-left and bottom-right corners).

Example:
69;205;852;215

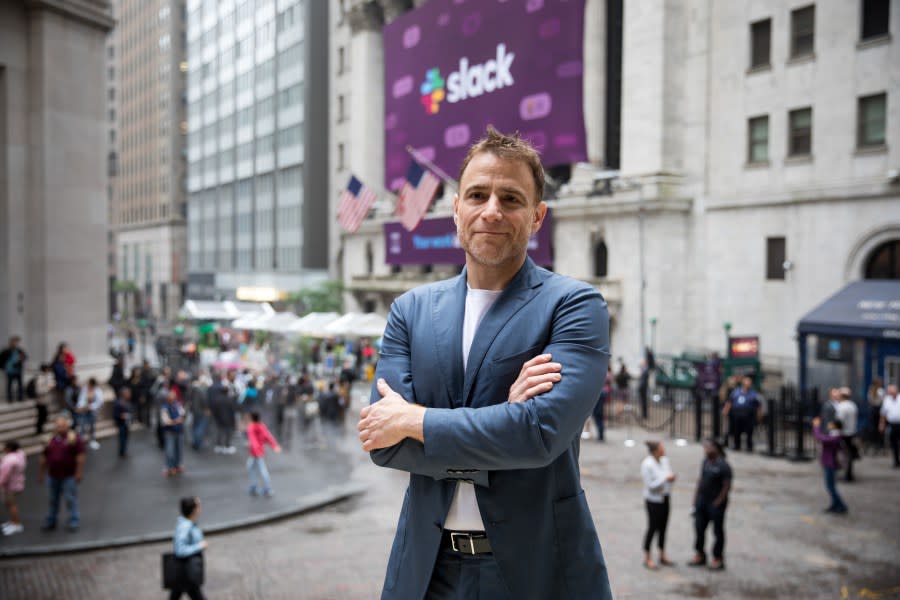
812;417;848;514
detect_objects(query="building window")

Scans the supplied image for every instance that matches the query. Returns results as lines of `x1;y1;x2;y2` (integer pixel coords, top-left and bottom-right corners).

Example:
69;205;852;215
593;240;608;278
857;93;887;148
790;5;815;59
865;240;900;279
748;115;769;163
861;0;890;40
337;142;345;171
337;95;345;122
766;237;786;280
337;46;346;74
749;18;771;69
788;107;812;157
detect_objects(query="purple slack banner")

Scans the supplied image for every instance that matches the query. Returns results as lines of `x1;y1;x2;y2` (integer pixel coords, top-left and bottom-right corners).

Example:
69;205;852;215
383;0;587;190
384;210;553;266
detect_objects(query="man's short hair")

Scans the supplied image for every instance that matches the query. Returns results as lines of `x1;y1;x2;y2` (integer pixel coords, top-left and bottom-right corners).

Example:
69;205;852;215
458;125;545;202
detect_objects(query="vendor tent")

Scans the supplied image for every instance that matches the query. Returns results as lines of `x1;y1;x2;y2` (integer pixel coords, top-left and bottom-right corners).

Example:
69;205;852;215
287;312;341;337
324;312;388;338
180;300;274;321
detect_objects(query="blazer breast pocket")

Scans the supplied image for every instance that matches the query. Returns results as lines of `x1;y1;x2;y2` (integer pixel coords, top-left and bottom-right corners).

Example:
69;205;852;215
486;343;545;379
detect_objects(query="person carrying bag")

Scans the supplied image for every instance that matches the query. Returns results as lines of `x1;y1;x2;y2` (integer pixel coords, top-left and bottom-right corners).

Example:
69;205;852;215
164;496;207;599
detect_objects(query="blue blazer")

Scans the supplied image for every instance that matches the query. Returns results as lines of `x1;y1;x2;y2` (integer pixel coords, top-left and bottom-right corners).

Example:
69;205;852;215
371;258;612;600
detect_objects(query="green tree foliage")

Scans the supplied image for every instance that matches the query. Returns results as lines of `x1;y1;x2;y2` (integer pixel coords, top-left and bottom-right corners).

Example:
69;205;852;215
288;280;344;315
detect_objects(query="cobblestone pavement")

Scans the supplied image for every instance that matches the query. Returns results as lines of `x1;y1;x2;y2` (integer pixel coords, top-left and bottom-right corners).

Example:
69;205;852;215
2;424;899;599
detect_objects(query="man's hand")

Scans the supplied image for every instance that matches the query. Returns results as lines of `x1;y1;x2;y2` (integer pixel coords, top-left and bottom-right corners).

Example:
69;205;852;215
508;354;562;403
357;379;425;452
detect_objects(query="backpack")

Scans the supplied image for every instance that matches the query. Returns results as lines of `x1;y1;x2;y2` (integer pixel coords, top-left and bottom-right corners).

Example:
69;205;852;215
25;377;38;399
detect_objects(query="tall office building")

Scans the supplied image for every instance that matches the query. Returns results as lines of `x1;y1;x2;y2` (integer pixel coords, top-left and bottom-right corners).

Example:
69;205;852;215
185;0;329;302
111;0;189;322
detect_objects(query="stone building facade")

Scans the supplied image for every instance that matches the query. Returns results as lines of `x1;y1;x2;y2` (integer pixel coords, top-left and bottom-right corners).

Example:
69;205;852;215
331;0;899;381
0;0;115;376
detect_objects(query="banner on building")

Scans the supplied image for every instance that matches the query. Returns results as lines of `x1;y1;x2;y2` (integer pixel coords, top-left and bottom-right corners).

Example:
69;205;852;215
384;210;553;266
383;0;587;190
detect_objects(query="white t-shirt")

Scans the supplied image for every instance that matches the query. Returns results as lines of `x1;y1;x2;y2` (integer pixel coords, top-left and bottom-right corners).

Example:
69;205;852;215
444;286;502;532
881;394;900;424
641;455;673;503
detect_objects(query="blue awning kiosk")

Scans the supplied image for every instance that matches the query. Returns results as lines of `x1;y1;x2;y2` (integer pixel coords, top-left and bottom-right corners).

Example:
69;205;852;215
797;281;900;423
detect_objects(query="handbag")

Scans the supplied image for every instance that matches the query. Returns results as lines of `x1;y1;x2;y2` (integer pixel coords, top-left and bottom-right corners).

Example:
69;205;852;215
161;553;179;589
161;552;204;589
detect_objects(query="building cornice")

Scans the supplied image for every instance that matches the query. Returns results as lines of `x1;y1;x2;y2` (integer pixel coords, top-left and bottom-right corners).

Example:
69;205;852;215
705;183;899;212
25;0;115;31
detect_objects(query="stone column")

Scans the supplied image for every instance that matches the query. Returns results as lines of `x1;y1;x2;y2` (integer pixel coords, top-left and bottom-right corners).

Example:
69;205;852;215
583;0;607;165
347;2;385;188
24;1;114;376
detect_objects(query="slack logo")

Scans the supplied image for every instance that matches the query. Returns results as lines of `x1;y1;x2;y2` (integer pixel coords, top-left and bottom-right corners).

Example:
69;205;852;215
420;43;516;114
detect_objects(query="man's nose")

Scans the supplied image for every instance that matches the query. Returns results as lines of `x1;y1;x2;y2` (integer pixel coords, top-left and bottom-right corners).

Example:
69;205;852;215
482;194;503;220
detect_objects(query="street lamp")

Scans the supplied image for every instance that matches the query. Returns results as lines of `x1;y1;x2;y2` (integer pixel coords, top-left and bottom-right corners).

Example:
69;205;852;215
723;321;732;356
649;317;657;354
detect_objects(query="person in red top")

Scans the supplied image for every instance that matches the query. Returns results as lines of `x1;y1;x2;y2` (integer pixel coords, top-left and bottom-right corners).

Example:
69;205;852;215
244;412;281;497
39;416;86;531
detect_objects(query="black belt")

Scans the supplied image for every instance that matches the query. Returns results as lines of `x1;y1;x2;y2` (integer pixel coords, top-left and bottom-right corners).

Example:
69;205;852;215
441;530;492;555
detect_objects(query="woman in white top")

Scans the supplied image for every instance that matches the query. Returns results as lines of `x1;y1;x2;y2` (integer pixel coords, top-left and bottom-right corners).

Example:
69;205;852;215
641;440;676;569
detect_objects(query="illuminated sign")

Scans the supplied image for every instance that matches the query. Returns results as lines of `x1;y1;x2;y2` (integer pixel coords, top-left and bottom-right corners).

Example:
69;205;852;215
729;336;760;359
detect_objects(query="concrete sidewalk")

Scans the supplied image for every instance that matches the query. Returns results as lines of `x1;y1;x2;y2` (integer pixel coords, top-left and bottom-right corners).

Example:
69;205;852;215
0;426;361;557
1;425;899;598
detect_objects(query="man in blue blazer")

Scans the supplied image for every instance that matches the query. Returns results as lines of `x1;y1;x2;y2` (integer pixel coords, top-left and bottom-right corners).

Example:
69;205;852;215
357;127;612;599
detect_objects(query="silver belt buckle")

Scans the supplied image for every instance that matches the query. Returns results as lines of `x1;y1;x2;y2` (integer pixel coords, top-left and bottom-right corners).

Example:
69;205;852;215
450;532;475;555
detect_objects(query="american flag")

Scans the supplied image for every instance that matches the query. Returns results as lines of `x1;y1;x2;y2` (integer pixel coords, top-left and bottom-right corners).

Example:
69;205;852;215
337;175;378;233
396;160;440;232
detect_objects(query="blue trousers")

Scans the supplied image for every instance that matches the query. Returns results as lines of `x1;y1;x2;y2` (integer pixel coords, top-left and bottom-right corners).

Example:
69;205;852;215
45;476;79;528
424;549;511;600
247;456;272;493
117;422;129;457
191;415;209;450
164;431;183;470
79;411;96;440
823;467;848;512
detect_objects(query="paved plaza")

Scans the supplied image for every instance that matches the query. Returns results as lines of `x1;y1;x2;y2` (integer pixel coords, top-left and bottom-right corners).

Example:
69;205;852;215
1;414;899;599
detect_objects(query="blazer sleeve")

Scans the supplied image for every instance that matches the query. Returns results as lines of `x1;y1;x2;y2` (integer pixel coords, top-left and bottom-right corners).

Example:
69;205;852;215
372;285;609;475
369;296;472;483
422;286;610;470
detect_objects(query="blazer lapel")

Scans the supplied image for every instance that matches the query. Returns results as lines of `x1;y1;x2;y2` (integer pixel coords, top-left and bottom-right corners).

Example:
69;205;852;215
462;259;543;407
432;273;467;408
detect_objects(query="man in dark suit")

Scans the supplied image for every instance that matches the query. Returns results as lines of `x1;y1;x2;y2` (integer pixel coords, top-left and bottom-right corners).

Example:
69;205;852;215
357;128;612;599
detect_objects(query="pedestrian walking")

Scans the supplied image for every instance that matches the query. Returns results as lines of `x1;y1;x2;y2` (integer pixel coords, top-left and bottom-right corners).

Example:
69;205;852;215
161;390;186;477
152;367;173;450
209;370;237;454
32;363;55;436
811;416;849;514
245;411;281;496
641;441;675;569
76;377;104;450
112;387;133;458
138;361;156;426
170;496;208;600
51;342;73;409
865;378;885;454
0;440;26;535
316;381;340;447
836;387;859;481
108;355;126;397
820;387;841;433
0;336;28;402
615;357;631;404
279;376;300;450
723;376;762;451
39;416;85;532
189;372;212;451
879;384;900;468
63;374;82;428
689;438;732;570
592;385;607;442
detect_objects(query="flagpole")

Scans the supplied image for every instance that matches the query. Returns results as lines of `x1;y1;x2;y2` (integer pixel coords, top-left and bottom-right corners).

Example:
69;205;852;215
405;145;458;191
